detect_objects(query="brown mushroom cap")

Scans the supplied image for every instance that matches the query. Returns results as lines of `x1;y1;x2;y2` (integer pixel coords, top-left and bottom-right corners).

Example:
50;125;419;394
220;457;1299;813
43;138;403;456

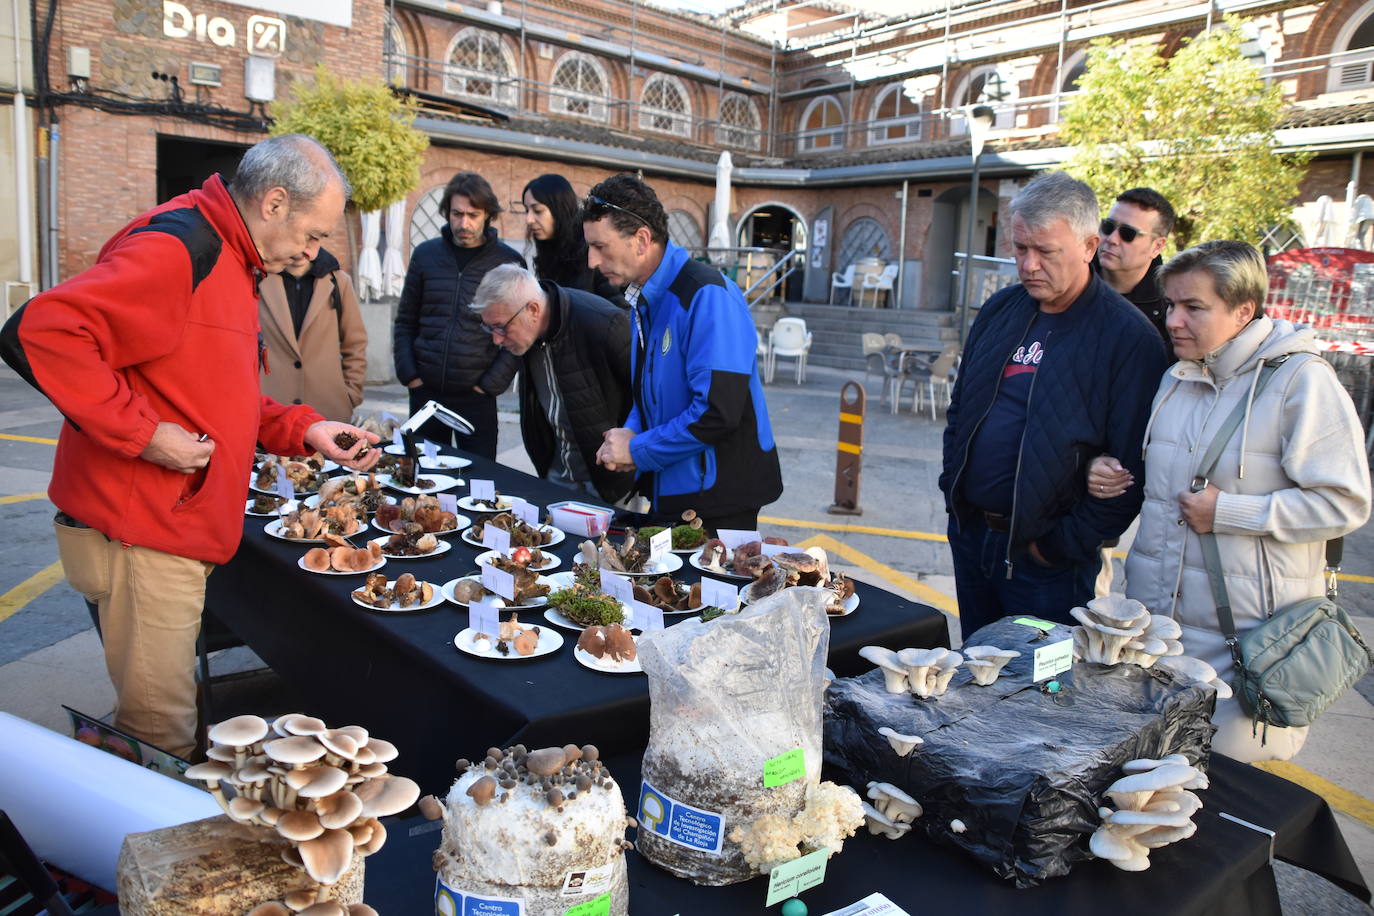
184;760;233;783
206;745;238;763
328;546;353;571
303;548;332;572
316;789;365;829
284;888;318;911
355;774;420;818
466;775;497;806
207;714;269;748
347;906;380;916
363;737;398;763
525;747;567;777
298;828;354;885
264;736;327;765
348;820;374;846
357;817;387;856
276;809;325;841
227;796;266;823
419;795;444;820
318;729;361;761
281;714;327;737
286;765;349;798
247;904;291;916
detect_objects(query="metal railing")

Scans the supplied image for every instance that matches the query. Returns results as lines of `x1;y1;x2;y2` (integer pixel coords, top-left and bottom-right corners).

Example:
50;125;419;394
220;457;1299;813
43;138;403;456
681;246;804;308
951;253;1019;313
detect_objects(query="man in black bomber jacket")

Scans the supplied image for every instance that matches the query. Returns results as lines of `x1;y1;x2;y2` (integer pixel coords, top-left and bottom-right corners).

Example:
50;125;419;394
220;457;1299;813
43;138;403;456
470;264;635;503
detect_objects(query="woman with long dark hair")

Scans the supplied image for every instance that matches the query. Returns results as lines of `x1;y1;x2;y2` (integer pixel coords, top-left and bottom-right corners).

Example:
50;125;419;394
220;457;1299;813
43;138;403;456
519;173;626;305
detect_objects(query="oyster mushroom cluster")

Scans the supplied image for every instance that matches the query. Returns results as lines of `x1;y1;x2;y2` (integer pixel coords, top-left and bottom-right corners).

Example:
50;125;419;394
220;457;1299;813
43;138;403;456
859;646;965;698
1070;597;1186;667
960;645;1022;685
728;781;864;872
861;782;922;840
302;538;382;573
1090;755;1208;871
1152;655;1234;698
183;714;419;914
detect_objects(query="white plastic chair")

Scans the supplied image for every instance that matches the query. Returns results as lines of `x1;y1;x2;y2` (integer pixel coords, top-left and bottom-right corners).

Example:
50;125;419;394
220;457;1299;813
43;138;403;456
860;264;899;308
768;317;813;384
756;330;773;384
829;265;856;305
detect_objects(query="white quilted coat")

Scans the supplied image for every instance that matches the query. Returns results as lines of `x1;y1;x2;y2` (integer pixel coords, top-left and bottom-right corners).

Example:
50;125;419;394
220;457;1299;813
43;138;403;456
1123;317;1371;761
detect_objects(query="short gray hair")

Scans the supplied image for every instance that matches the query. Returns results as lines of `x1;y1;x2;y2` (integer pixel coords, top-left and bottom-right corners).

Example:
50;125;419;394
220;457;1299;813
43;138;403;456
1158;240;1267;318
1010;171;1099;240
470;264;546;313
228;134;351;207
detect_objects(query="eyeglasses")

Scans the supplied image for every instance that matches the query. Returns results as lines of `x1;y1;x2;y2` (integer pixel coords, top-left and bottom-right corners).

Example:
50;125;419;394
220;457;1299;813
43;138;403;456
584;194;651;229
481;301;531;338
1099;217;1151;244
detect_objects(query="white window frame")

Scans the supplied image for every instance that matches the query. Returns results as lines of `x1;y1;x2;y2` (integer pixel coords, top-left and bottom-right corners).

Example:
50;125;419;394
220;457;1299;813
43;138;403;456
549;51;611;123
638;73;693;137
1328;0;1374;92
715;92;762;151
385;14;408;87
1052;50;1088;122
949;65;1015;134
868;84;922;145
798;95;845;152
443;27;519;107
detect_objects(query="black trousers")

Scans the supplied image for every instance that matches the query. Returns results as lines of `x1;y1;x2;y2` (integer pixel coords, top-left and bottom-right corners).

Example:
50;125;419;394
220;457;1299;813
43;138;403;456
407;384;499;460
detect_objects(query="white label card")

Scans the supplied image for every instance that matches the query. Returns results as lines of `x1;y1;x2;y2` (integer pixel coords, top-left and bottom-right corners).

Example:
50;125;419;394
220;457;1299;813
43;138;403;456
482;525;511;553
559;862;613;897
821;892;912;916
481;564;516;601
600;570;633;604
1033;638;1074;682
717;529;761;552
649;529;672;561
471;479;496;501
468;597;501;635
422;440;438;461
391;428;403;448
699;578;738;611
632;599;664;632
759;542;792;557
274;471;294;500
438;493;459;515
516;503;541;527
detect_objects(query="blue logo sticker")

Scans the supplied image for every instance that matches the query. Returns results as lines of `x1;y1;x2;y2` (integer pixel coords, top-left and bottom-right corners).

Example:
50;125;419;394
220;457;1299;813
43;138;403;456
435;876;525;916
638;778;725;854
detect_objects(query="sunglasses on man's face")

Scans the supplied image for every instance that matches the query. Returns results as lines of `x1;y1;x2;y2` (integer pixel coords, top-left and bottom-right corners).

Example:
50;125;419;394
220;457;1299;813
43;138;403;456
1100;217;1151;244
584;194;651;229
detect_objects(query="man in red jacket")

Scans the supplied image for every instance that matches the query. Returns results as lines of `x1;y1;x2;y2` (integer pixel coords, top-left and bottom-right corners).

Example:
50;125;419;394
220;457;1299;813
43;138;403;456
0;134;379;759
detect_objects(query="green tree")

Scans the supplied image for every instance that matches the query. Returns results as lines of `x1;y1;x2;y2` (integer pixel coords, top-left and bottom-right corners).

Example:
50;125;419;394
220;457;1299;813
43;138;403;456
270;67;429;268
1060;20;1308;249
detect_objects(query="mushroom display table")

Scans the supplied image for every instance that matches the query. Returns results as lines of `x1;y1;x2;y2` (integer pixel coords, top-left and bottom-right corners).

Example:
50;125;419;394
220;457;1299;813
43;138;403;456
209;450;950;796
361;751;1368;915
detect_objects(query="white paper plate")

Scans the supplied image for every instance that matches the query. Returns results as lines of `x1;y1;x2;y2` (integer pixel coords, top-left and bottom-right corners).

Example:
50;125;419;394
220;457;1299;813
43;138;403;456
457;495;517;513
573;642;643;674
302;493;397;513
439;574;555;609
296;554;385;575
367;536;452;561
350;580;445;613
738;582;860;616
264;518;364;543
248;471;326;497
441;577;507;608
378;472;462;495
245;497;298;517
474;549;561;572
687;551;752;580
603;552;683;577
422;455;472;471
460;525;565;549
542;603;635;632
370;514;469;537
454;626;563;660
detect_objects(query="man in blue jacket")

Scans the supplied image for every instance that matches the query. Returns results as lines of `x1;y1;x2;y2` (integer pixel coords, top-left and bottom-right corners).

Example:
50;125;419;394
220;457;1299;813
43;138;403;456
940;172;1168;637
586;174;782;531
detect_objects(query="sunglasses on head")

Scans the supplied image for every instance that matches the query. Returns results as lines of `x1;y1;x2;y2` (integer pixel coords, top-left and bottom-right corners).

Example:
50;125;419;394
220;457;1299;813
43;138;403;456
1100;217;1150;244
584;194;651;229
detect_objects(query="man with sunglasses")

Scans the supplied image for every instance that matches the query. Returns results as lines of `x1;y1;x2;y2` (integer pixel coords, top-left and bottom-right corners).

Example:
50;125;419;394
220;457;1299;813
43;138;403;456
469;264;635;503
1094;188;1175;347
584;174;782;531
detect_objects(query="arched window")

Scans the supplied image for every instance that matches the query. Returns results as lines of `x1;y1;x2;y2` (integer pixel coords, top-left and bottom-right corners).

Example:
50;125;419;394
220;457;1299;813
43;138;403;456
1052;50;1087;121
716;92;761;151
798;95;844;152
639;73;692;137
550;52;610;122
1332;3;1374;90
409;187;447;253
869;84;922;144
444;28;518;106
950;66;1014;134
668;210;703;250
385;15;408;87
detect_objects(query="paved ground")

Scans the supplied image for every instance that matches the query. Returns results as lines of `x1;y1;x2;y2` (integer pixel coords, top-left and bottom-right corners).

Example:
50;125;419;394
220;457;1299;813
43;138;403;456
1;360;1371;910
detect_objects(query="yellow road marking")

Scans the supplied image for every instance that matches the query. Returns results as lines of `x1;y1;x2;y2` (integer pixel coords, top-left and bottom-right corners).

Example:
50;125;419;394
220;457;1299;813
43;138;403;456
797;533;958;616
1339;572;1374;584
838;412;863;424
1254;760;1374;830
760;515;949;543
0;432;58;445
836;442;861;454
0;492;47;504
0;560;65;625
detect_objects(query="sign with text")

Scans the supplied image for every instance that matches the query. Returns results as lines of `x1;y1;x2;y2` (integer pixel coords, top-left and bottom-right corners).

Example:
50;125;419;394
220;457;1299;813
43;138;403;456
649;529;672;562
638;779;724;854
717;529;761;552
1032;638;1074;682
470;479;496;502
600;570;633;604
516;502;542;527
435;876;523;916
759;542;792;557
1015;617;1057;632
763;748;805;788
468;597;501;636
631;599;664;632
561;893;610;916
273;469;294;501
765;847;829;906
481;564;516;601
438;493;459;515
482;525;511;554
699;578;738;612
423;440;438;462
820;892;911;916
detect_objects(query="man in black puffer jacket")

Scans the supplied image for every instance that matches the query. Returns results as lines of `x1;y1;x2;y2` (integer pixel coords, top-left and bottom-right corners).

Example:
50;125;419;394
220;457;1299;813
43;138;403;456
393;172;524;458
471;265;634;503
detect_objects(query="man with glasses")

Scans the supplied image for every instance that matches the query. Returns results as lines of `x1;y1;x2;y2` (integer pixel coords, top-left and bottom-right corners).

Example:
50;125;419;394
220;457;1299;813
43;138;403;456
393;171;523;458
469;264;634;503
584;174;782;532
1094;187;1175;347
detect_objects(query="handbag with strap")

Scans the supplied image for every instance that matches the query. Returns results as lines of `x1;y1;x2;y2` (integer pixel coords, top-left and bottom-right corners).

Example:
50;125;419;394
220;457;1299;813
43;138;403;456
1193;355;1374;737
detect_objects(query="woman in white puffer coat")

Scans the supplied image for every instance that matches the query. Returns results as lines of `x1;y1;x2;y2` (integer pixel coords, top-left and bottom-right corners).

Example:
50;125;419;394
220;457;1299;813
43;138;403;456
1088;240;1370;762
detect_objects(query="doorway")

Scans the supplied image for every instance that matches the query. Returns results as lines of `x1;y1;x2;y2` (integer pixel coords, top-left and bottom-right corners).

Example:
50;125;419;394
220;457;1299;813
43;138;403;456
923;184;999;311
736;203;807;301
156;136;250;204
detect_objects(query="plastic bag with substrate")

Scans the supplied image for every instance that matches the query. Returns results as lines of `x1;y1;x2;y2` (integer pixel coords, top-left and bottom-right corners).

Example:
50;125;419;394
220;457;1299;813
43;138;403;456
634;587;831;885
822;616;1216;887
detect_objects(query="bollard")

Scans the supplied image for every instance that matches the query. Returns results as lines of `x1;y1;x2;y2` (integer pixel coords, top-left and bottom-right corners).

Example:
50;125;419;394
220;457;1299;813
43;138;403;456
827;382;865;516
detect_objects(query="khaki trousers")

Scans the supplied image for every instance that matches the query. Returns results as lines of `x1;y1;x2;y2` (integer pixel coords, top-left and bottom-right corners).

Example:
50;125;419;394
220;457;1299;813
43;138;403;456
54;520;212;759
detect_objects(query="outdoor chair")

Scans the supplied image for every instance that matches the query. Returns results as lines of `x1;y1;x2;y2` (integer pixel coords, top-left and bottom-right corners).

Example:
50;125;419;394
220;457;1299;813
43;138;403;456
899;343;961;420
756;330;774;385
862;332;901;405
768;317;813;384
858;264;899;307
829;265;856;305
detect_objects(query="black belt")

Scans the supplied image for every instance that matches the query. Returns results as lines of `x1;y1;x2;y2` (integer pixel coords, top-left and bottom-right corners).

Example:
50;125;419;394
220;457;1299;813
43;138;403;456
980;511;1010;532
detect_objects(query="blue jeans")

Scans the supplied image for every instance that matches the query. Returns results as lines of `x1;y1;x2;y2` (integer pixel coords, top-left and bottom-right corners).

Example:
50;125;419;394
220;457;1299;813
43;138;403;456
946;514;1099;641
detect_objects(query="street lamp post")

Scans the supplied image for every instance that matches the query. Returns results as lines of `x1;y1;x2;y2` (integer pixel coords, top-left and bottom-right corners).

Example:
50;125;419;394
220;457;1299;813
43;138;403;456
957;104;996;347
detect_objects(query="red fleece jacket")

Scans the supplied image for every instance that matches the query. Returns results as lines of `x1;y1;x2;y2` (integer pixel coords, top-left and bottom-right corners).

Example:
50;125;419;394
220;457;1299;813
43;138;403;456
19;175;323;564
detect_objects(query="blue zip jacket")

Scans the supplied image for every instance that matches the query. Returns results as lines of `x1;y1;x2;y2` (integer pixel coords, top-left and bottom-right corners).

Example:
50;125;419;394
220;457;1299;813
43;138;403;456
627;241;783;517
940;274;1168;567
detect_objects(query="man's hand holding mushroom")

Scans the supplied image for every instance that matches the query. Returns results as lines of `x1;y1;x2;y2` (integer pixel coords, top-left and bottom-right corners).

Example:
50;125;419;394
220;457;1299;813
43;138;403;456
304;420;382;472
596;427;637;473
1087;454;1134;499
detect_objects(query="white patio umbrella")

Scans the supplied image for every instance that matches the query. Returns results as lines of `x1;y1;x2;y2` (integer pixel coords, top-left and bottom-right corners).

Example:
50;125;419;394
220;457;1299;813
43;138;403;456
356;209;384;300
708;150;733;258
1312;195;1339;248
382;198;408;297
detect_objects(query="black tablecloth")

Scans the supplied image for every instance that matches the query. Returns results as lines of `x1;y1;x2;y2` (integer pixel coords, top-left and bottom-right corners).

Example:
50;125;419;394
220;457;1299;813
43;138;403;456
364;752;1369;915
210;452;950;794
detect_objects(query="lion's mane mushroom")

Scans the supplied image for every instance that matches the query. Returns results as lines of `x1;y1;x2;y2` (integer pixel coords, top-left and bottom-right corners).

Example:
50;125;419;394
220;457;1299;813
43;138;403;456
961;646;1022;686
1090;756;1206;871
876;726;923;757
858;646;909;693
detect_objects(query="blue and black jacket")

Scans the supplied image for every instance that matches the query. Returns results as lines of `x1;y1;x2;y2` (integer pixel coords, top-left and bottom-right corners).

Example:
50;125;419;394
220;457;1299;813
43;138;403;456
627;241;783;517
